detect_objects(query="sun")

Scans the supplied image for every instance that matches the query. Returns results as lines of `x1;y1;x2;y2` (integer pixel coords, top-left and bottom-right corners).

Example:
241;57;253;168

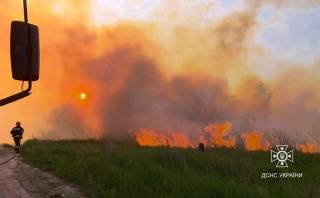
79;92;88;100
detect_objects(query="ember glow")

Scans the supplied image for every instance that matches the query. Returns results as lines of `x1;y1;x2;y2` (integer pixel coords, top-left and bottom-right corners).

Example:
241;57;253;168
0;0;319;153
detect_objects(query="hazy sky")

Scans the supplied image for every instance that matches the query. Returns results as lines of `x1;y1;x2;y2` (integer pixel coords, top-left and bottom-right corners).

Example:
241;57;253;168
256;4;320;65
89;0;320;65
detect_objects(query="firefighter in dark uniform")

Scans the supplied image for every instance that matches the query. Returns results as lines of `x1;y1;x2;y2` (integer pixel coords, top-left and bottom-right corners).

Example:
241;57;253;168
10;122;24;153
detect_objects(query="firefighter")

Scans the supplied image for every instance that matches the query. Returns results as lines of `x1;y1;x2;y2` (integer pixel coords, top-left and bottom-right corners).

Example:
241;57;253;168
10;122;24;153
199;142;205;152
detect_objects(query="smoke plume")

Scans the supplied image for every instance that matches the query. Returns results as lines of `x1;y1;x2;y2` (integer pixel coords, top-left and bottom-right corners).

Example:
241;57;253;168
0;0;318;150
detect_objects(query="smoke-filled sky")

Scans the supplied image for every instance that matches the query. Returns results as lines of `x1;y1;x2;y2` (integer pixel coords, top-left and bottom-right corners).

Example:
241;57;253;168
0;0;319;144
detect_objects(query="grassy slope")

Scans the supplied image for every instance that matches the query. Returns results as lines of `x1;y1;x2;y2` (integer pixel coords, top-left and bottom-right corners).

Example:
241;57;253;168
21;139;320;198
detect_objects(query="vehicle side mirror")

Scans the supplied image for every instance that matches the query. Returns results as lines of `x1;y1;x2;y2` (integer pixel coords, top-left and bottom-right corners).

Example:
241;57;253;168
10;21;39;81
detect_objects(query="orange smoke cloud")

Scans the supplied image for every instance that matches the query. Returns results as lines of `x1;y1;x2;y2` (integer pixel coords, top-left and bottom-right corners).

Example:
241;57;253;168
0;0;318;155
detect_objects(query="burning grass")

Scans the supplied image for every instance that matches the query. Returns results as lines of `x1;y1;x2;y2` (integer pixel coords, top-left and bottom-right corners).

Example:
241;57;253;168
21;139;320;198
133;122;319;154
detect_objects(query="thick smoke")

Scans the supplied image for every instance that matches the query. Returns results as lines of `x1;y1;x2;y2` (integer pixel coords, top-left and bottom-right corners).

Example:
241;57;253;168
46;104;89;139
38;1;320;145
84;47;274;138
0;0;318;145
90;55;235;136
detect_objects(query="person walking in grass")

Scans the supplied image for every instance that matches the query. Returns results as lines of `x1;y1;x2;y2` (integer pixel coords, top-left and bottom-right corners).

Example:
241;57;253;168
10;122;24;153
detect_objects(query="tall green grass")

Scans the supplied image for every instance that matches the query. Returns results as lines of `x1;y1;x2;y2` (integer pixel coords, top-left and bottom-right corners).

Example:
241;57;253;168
21;139;320;198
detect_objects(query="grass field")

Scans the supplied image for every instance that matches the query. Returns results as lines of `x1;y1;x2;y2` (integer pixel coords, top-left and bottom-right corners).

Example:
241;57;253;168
21;139;320;198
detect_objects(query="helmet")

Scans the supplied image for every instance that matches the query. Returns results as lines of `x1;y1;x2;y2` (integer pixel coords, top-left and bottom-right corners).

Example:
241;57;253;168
16;121;21;126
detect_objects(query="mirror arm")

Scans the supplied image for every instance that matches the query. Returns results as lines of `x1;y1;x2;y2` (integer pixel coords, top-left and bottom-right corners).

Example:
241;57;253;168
23;0;28;23
0;82;31;106
0;0;32;106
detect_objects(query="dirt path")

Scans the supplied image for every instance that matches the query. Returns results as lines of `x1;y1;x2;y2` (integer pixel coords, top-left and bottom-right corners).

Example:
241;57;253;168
0;146;85;198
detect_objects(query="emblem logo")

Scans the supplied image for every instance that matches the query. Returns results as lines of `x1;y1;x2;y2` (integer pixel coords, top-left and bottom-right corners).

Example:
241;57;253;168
271;145;294;168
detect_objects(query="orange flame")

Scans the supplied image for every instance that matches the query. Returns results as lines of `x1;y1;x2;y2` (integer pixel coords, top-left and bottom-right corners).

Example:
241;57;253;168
296;144;320;154
134;122;236;149
204;122;236;148
168;132;195;148
241;132;270;151
135;129;169;147
135;130;195;148
134;123;319;154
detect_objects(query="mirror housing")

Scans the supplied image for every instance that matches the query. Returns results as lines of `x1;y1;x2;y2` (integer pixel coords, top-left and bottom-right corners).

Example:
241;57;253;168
0;0;40;106
10;21;39;81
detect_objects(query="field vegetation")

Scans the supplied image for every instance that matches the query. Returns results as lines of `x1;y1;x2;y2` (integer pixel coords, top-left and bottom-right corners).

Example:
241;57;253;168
21;139;320;198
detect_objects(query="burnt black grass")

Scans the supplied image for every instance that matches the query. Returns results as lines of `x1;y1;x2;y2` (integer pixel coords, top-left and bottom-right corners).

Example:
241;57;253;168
21;139;320;198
